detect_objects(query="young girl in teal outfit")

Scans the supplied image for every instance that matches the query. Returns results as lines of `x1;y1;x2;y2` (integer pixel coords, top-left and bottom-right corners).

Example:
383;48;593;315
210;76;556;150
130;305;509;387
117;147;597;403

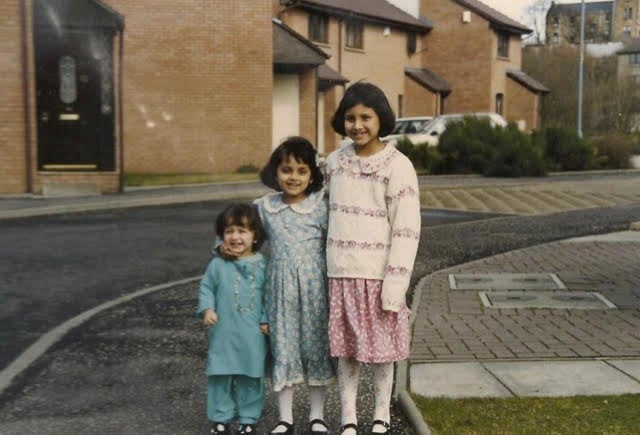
254;136;335;435
197;203;269;435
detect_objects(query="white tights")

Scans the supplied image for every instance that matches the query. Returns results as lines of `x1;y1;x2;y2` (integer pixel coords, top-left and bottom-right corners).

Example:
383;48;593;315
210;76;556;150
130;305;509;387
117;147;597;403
338;357;394;434
271;385;327;433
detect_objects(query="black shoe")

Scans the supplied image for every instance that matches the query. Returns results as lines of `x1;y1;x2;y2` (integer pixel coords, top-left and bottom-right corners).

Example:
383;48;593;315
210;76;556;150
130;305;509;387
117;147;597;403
237;423;256;434
339;423;358;435
310;418;331;435
270;420;294;435
369;420;390;434
210;422;230;434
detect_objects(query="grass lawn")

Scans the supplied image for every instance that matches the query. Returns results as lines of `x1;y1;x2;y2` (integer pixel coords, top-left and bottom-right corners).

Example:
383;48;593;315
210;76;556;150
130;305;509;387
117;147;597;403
412;393;640;434
124;172;258;187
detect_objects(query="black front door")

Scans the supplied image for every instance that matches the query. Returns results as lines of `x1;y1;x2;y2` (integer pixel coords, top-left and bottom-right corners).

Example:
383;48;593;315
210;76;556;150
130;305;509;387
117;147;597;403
35;29;115;171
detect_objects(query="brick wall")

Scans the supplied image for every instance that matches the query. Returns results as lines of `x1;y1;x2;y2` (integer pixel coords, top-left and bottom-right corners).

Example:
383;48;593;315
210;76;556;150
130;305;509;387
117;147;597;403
403;75;438;117
105;0;273;175
0;0;28;194
1;0;274;194
419;0;494;113
506;79;538;132
299;69;317;147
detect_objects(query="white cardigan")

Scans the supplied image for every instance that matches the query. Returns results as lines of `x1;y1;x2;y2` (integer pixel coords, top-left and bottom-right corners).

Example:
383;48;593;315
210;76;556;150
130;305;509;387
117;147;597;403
324;144;421;312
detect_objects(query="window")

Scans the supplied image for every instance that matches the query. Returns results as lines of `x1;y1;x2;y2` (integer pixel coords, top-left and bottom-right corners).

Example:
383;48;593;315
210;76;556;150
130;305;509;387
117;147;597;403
497;32;509;58
630;53;640;64
623;26;632;38
308;13;328;43
407;32;416;55
495;93;504;115
624;8;633;20
552;32;559;44
346;19;363;49
59;55;77;104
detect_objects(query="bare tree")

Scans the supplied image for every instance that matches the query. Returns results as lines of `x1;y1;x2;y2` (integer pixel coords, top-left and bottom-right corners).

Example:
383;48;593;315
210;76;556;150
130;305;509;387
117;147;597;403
523;44;639;133
522;0;553;44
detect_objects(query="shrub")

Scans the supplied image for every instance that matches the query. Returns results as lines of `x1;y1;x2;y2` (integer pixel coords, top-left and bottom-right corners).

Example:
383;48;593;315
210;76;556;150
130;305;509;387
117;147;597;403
589;134;633;169
539;127;595;171
432;117;546;177
433;118;493;174
395;137;441;173
483;124;546;177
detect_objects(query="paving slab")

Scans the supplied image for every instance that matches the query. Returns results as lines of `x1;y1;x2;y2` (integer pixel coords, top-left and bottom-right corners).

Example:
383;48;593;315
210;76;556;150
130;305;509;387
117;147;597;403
483;360;640;397
410;362;512;398
607;359;640;382
449;272;565;290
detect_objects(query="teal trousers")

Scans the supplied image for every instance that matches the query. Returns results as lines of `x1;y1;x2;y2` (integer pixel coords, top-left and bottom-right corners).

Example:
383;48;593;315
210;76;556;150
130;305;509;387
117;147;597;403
207;374;265;424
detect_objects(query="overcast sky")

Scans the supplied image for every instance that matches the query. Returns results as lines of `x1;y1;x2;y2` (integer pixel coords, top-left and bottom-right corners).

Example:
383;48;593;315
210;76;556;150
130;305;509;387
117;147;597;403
388;0;604;25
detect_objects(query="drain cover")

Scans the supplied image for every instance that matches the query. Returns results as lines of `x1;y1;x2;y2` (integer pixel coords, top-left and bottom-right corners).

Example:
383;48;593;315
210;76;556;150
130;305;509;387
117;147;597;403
479;291;617;309
449;273;566;290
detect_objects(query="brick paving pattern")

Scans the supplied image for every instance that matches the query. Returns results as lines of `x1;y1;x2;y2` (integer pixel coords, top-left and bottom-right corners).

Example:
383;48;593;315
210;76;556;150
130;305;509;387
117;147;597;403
411;240;640;363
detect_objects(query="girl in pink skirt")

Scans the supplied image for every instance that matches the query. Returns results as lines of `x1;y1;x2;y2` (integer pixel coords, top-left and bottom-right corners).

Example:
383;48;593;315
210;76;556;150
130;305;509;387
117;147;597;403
323;82;421;435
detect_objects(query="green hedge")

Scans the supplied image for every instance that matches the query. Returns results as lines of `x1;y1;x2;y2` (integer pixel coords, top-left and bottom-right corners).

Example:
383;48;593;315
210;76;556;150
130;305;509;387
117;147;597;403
395;119;629;176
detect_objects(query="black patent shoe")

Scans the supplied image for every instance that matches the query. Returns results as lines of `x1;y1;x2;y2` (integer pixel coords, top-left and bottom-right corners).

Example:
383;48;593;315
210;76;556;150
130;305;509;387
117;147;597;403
237;423;255;434
210;422;230;434
310;418;331;435
270;420;294;435
369;420;390;434
339;423;358;435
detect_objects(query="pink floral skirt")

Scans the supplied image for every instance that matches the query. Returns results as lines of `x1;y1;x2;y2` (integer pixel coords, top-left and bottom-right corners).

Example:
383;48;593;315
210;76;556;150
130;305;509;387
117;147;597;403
328;278;410;363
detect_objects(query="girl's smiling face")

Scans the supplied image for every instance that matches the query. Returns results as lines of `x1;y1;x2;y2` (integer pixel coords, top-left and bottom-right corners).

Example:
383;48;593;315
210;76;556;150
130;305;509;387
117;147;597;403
344;103;383;156
276;154;312;204
222;220;256;257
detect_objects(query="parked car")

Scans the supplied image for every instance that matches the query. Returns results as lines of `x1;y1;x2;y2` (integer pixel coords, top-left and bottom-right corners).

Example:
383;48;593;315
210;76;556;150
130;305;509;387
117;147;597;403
385;112;508;147
339;116;433;148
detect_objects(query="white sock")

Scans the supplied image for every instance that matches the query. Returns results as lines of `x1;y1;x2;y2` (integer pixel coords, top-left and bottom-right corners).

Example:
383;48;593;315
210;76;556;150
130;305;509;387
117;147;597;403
309;386;327;431
338;357;360;434
272;386;294;433
372;362;394;433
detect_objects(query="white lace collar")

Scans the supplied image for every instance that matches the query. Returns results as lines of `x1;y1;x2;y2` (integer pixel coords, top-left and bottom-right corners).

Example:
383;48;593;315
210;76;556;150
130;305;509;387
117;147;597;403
337;143;397;174
256;188;325;214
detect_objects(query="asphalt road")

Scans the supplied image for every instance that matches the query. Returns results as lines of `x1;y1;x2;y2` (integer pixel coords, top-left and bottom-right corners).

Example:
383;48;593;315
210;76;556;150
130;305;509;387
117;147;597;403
0;202;502;372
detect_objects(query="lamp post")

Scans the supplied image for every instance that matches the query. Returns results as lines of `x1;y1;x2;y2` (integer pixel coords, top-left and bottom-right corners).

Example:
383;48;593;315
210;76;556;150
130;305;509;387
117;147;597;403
577;0;586;138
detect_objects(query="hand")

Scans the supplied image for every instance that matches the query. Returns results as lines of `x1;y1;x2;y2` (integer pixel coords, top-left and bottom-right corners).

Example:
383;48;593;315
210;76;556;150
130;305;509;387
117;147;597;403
202;309;218;326
260;323;269;335
219;242;241;261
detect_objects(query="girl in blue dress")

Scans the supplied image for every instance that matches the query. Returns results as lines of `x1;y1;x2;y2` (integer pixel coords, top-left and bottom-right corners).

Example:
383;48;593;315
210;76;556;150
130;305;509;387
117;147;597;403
254;136;335;435
197;203;269;435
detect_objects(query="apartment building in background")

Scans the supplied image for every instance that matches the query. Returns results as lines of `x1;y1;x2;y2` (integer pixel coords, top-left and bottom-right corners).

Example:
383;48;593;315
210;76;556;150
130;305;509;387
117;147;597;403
546;1;640;45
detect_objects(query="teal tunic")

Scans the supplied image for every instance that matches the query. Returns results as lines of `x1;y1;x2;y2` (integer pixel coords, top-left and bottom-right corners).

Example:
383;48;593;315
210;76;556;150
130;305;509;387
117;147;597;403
197;253;268;378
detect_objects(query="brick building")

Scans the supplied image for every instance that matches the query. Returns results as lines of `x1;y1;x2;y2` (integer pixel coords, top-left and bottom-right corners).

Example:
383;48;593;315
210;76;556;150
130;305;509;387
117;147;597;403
419;0;548;131
3;0;275;195
2;0;548;195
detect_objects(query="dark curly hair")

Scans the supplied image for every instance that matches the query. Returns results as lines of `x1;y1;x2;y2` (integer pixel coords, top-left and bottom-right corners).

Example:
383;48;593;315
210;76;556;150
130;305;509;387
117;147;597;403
215;203;266;251
330;81;396;137
259;136;324;194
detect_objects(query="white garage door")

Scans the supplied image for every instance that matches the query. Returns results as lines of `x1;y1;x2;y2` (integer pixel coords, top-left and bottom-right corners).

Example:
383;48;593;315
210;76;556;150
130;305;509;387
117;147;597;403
272;74;300;149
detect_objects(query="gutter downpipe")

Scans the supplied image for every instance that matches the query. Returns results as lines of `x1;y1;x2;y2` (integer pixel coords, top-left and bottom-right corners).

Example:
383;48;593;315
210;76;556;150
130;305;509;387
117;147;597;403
577;0;585;138
20;0;33;193
117;29;124;193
